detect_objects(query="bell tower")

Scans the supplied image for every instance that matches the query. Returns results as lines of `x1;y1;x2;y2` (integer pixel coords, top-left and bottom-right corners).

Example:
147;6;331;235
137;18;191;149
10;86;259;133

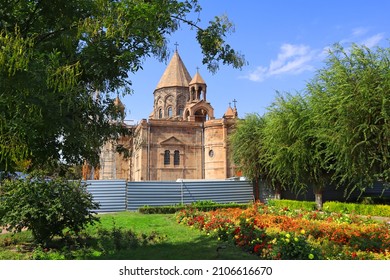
189;68;207;102
183;69;214;122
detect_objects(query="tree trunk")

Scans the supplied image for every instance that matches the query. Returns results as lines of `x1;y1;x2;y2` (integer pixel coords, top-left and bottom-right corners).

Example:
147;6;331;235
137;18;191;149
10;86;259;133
315;192;323;210
253;179;260;202
274;185;281;200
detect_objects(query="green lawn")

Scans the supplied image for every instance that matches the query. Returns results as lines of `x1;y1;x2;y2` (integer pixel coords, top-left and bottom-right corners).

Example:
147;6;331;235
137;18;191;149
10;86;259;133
0;212;258;260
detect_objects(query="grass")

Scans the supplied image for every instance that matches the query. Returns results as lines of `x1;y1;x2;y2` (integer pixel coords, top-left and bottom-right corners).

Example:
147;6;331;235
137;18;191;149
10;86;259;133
0;212;258;260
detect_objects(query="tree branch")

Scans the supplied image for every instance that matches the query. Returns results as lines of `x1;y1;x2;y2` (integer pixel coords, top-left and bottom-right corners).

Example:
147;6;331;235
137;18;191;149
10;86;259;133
170;15;203;31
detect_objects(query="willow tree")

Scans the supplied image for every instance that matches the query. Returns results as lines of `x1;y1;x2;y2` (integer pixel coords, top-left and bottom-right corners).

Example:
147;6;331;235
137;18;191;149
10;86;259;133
0;0;246;172
307;43;390;195
229;113;267;201
261;93;330;209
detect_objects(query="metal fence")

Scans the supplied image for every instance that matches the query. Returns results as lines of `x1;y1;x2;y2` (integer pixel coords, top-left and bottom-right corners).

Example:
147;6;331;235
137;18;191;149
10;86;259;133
85;179;254;212
127;180;254;211
85;180;127;213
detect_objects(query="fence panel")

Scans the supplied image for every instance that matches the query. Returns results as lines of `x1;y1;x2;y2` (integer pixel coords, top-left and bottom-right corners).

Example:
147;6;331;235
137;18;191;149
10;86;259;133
85;180;127;213
181;180;253;204
86;179;254;212
126;181;182;211
127;180;254;211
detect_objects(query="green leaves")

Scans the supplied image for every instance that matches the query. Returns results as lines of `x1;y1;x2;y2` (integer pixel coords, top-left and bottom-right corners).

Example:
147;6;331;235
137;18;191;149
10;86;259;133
0;26;34;76
229;113;266;182
308;43;390;192
197;15;247;73
0;175;99;245
1;0;245;171
230;43;390;200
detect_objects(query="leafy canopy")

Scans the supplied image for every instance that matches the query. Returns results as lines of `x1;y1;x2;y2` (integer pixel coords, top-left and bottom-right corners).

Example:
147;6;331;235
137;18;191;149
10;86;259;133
230;43;390;199
0;0;246;172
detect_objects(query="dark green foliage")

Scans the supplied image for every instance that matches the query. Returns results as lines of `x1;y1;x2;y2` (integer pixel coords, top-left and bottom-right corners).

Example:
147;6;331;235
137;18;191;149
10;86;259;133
229;43;390;202
0;0;246;171
229;114;267;183
0;175;99;245
229;113;269;200
308;44;390;193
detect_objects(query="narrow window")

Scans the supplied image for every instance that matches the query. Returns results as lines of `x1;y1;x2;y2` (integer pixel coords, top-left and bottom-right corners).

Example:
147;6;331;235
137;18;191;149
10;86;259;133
158;108;162;118
167;107;173;117
178;107;183;117
174;150;180;165
164;150;170;165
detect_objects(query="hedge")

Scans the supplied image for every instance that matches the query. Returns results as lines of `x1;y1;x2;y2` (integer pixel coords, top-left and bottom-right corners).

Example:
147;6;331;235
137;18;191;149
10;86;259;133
267;199;317;211
323;201;390;217
138;202;249;214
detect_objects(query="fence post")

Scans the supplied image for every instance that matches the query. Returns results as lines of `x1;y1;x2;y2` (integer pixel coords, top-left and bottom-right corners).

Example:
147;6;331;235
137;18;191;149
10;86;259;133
180;179;184;205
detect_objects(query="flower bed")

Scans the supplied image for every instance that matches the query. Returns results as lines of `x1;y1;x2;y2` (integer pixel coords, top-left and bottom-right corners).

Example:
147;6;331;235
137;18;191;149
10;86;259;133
175;203;390;260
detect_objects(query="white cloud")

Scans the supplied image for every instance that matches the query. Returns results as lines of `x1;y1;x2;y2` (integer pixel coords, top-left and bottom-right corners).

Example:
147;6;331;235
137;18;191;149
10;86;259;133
247;66;268;82
244;43;316;82
341;28;384;49
360;33;384;48
244;29;385;83
352;27;369;37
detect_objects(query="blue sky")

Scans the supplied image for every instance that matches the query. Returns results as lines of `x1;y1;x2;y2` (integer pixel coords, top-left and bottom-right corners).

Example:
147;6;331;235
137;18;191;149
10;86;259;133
122;0;390;122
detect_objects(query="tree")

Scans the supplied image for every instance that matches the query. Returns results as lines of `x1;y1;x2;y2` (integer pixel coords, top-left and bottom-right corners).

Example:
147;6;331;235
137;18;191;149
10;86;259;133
261;93;330;209
307;43;390;195
229;113;268;201
0;0;246;171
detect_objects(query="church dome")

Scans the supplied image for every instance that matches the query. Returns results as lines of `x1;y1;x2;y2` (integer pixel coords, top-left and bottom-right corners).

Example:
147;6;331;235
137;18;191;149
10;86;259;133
155;51;192;90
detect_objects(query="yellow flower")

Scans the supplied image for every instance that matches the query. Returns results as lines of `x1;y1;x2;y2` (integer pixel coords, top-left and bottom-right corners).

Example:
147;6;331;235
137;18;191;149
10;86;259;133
294;237;299;242
308;253;314;260
285;233;291;238
300;229;306;235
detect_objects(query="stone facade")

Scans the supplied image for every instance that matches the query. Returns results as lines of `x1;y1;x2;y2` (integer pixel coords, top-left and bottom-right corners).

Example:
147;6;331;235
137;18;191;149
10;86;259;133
93;51;238;181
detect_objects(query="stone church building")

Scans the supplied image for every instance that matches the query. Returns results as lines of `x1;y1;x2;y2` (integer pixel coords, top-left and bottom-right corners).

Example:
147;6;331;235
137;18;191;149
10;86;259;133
87;50;239;181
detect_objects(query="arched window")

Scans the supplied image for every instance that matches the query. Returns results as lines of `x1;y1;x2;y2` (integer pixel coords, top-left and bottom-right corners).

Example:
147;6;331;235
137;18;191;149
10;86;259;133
191;87;196;101
174;150;180;165
158;108;163;119
197;86;202;100
164;150;170;165
167;107;173;117
177;107;183;117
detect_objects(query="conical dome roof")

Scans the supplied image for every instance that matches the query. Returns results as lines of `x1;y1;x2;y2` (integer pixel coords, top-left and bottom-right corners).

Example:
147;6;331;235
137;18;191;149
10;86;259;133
189;71;206;85
155;51;192;90
114;95;125;115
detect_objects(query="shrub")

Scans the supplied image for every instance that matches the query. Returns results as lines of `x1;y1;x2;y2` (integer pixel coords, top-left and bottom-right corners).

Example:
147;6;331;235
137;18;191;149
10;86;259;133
267;199;317;211
139;202;249;214
267;231;321;260
0;175;100;245
323;201;390;217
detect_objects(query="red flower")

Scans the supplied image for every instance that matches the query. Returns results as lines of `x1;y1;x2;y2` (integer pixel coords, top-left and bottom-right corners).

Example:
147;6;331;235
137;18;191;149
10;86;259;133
253;244;262;253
